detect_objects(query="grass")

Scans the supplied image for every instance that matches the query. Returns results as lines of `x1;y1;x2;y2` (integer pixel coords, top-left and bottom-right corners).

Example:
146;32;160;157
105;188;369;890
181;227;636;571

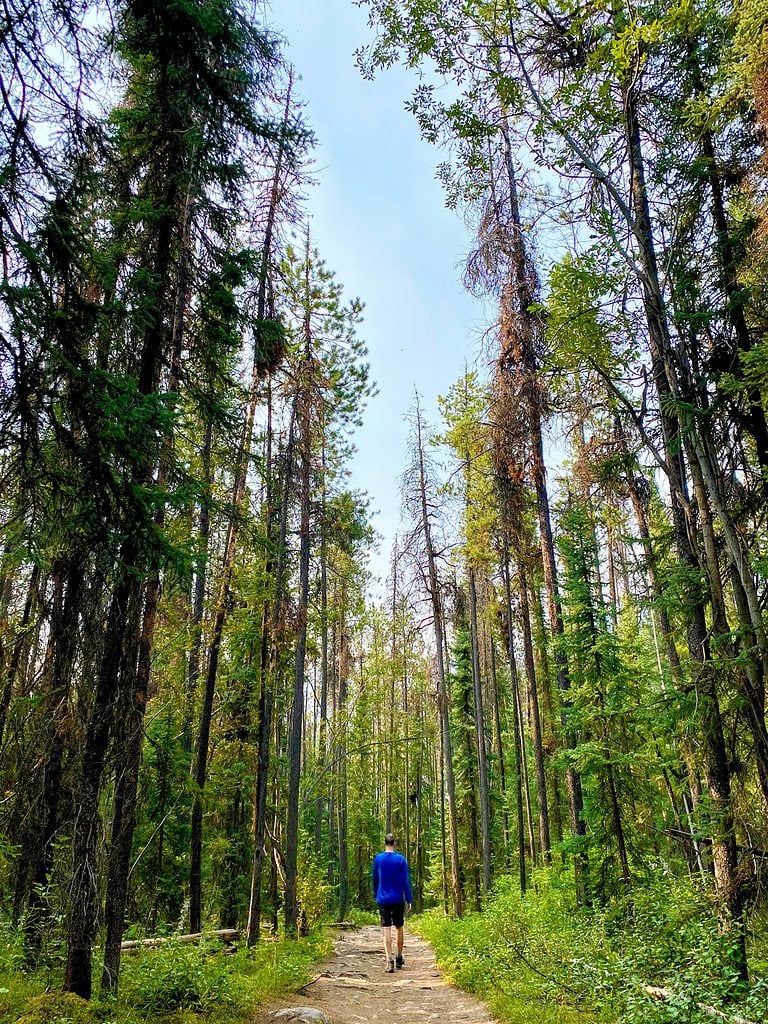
411;898;609;1024
0;930;332;1024
410;871;768;1024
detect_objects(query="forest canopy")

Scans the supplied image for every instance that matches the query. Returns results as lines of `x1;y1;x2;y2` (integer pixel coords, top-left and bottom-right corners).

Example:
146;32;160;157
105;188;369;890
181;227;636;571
1;1;768;1023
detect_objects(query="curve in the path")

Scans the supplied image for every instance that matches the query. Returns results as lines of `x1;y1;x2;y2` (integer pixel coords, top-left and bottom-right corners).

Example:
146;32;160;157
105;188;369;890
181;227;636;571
257;923;498;1024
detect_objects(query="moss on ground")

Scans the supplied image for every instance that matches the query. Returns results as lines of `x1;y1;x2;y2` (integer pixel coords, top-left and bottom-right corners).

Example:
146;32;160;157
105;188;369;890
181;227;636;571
15;992;98;1024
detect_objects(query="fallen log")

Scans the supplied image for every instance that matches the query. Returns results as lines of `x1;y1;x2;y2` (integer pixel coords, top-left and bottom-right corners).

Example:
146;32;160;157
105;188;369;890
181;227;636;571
644;985;758;1024
120;928;238;952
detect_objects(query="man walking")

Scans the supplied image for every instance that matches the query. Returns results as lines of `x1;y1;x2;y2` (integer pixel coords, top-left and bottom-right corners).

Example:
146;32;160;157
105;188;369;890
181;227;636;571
372;832;413;973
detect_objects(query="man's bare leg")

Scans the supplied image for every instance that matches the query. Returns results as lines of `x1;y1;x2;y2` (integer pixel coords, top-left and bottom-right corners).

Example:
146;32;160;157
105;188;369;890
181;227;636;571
381;926;393;968
396;925;404;957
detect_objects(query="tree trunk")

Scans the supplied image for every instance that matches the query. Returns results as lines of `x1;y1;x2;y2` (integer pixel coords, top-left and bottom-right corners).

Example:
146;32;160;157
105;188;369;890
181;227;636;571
284;318;314;938
337;624;350;921
102;183;194;992
0;565;40;754
623;77;745;970
66;140;173;988
502;555;526;893
23;564;81;957
517;565;551;864
185;420;213;753
64;567;141;999
246;394;296;946
468;570;492;895
315;440;329;860
414;401;463;916
488;634;511;866
497;112;588;902
189;75;293;933
690;47;768;481
438;721;449;913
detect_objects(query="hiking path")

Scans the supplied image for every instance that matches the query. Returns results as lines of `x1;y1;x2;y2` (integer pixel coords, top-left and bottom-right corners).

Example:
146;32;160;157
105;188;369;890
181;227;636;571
254;923;498;1024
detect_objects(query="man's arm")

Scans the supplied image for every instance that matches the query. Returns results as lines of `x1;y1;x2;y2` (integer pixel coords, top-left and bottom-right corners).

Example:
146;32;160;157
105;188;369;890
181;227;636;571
372;856;379;901
403;857;413;906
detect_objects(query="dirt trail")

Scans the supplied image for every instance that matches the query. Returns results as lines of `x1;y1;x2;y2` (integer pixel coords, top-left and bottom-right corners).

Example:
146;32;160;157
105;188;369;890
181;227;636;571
256;923;498;1024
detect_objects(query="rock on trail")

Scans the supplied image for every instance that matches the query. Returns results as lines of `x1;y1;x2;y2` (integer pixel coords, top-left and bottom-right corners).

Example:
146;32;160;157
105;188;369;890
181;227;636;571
259;924;498;1024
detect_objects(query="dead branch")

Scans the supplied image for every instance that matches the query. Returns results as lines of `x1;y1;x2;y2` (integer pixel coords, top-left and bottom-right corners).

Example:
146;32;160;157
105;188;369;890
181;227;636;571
644;985;758;1024
119;928;238;952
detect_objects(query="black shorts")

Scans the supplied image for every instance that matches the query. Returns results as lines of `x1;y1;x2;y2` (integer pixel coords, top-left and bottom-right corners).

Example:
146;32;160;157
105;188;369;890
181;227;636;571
378;902;405;928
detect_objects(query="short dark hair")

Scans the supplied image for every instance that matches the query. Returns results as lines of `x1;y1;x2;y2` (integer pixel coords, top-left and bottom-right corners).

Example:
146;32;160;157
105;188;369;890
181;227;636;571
385;832;396;847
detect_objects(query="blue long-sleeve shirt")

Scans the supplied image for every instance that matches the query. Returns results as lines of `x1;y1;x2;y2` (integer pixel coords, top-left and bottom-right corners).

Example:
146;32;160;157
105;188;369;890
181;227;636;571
372;850;413;905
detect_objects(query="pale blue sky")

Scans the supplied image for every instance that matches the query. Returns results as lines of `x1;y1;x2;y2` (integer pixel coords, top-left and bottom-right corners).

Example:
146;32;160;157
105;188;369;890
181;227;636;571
271;0;485;583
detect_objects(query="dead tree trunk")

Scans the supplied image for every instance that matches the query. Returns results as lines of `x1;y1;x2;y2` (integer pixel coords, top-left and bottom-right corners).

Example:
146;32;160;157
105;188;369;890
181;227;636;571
413;400;463;917
468;570;492;895
246;392;296;946
284;256;315;938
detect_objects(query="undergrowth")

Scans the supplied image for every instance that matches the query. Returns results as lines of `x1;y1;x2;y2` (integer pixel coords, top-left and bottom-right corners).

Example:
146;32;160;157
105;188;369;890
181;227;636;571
340;906;378;927
0;930;331;1024
412;869;768;1024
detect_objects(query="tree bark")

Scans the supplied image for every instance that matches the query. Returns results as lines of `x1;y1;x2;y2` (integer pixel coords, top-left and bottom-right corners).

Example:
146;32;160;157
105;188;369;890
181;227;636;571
102;181;194;993
189;74;293;933
64;566;142;999
246;394;296;946
315;439;330;859
284;275;314;937
23;564;81;956
468;570;492;895
488;631;511;866
0;565;40;754
496;112;588;901
502;554;526;893
185;420;213;753
517;565;551;864
623;77;745;969
337;622;350;922
414;401;463;916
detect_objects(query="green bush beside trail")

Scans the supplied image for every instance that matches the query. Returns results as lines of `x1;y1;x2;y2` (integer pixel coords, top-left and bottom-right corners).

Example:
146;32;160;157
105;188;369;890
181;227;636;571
412;870;768;1024
0;931;331;1024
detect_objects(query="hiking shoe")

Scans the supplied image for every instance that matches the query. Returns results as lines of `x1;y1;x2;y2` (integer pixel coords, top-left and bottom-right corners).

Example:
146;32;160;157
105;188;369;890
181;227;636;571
395;954;404;969
385;959;395;973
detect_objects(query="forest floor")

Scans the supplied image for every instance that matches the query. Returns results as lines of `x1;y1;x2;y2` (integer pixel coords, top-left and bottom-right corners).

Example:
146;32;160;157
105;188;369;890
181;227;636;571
253;923;498;1024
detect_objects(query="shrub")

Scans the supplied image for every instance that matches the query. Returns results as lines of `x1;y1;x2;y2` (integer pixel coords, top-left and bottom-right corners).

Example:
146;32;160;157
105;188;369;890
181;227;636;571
113;931;332;1020
117;943;231;1012
413;869;768;1024
297;856;330;932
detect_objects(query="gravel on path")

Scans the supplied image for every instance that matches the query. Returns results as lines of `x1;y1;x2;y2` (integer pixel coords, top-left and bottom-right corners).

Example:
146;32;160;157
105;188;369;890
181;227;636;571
255;923;499;1024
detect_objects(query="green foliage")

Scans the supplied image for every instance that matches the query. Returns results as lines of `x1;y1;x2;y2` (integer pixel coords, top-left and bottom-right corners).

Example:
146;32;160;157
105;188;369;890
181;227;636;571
115;943;234;1012
341;907;378;927
297;840;331;930
14;993;97;1024
544;250;634;386
0;924;22;980
253;318;287;376
437;370;497;569
741;338;768;396
447;626;482;903
233;932;332;1007
414;869;768;1024
116;935;330;1021
0;928;330;1024
414;872;607;1023
0;973;39;1024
